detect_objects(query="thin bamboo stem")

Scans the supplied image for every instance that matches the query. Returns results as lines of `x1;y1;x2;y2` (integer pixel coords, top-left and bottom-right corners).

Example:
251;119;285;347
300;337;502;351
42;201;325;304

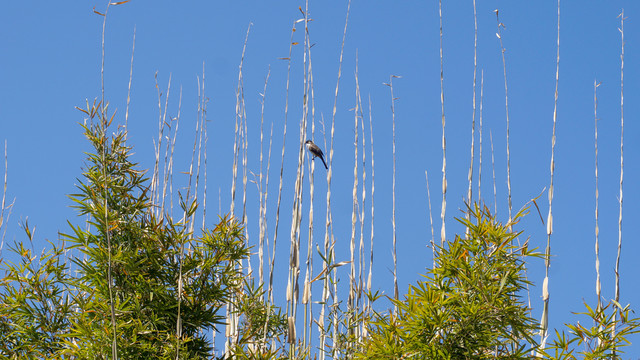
478;71;484;201
594;79;602;342
387;75;400;303
124;26;135;137
490;131;496;215
467;0;477;209
495;9;513;226
425;171;435;269
613;10;625;351
0;141;9;254
98;3;117;358
350;57;360;318
539;0;560;350
367;96;374;295
320;2;350;357
303;19;316;349
439;0;447;246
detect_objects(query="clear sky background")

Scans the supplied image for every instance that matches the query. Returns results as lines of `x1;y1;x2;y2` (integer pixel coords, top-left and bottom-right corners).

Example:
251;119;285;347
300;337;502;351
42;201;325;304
2;0;640;356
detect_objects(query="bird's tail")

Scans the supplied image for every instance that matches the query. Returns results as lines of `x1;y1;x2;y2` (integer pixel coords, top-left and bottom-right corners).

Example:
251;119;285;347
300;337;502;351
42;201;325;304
320;156;328;169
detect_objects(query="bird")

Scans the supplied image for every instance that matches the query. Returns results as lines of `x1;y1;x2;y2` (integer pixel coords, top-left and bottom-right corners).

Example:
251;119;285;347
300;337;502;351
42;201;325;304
305;140;328;169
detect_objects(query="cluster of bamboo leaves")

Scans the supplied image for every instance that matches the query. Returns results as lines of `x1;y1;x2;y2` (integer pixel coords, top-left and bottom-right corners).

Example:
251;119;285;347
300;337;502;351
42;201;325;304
0;101;287;359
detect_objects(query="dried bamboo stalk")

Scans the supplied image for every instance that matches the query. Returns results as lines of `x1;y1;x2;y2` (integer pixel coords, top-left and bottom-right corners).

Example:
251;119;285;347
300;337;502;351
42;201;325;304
258;68;271;290
225;24;252;357
318;2;350;357
230;25;252;217
164;88;181;217
425;171;435;269
350;58;360;317
538;0;560;350
594;80;602;346
124;26;135;136
286;7;310;350
358;76;367;340
152;73;171;212
367;96;374;295
613;10;625;349
467;0;478;209
387;75;400;302
241;71;250;275
98;4;118;357
201;64;209;231
303;30;316;349
260;93;275;349
495;9;512;226
490;132;497;215
160;76;174;220
439;0;447;247
191;69;206;233
267;20;297;310
478;71;483;201
0;141;10;254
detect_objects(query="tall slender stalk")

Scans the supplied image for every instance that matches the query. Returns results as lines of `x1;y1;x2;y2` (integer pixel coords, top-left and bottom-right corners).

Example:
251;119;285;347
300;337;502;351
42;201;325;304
495;9;512;226
303;20;316;349
350;57;360;318
264;20;298;350
226;24;252;357
258;68;271;290
319;2;350;357
367;95;374;294
425;171;435;269
439;0;447;246
594;79;602;346
268;19;297;309
98;3;117;358
490;131;496;215
539;0;560;350
613;10;625;351
201;64;209;231
478;71;484;201
467;0;478;209
287;6;310;353
152;73;171;210
124;26;135;137
386;75;400;302
164;88;181;218
0;141;11;255
358;78;367;340
230;25;252;217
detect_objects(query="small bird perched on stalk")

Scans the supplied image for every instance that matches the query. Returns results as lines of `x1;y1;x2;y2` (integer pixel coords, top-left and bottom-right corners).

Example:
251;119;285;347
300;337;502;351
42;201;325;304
305;140;328;169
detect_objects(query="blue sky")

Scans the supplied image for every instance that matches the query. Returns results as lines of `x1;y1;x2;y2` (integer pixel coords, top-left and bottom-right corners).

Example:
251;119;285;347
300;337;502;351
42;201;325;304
2;0;640;356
